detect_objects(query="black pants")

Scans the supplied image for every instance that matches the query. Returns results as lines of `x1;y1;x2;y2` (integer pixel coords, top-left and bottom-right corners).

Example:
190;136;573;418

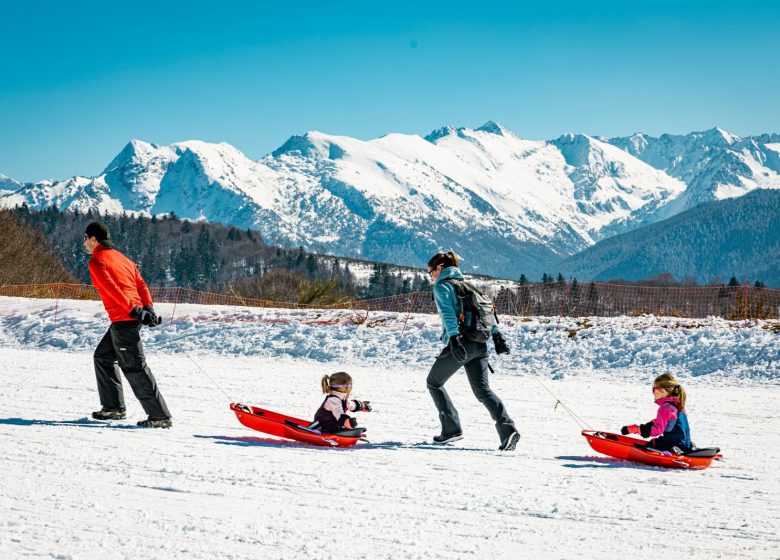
426;340;515;441
94;321;171;419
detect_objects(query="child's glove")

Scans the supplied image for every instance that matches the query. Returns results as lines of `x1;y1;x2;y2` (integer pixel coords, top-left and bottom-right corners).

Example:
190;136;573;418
448;335;469;364
352;399;372;412
492;332;511;355
621;425;640;435
338;414;358;429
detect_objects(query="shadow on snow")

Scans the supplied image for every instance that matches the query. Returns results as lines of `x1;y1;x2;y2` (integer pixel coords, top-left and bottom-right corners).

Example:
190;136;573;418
556;455;679;471
0;417;141;429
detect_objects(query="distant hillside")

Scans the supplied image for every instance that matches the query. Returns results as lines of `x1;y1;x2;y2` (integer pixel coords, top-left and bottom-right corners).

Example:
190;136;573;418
0;209;77;285
8;206;441;303
558;189;780;287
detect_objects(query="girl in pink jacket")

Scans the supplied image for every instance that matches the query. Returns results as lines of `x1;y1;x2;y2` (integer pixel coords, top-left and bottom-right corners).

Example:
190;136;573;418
313;372;372;433
621;373;693;452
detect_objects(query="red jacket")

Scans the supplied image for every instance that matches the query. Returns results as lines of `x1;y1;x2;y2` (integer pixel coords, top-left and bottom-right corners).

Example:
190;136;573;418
89;245;153;323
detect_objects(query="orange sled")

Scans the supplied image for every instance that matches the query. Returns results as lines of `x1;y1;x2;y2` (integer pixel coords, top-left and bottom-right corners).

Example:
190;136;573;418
230;402;366;447
582;430;721;469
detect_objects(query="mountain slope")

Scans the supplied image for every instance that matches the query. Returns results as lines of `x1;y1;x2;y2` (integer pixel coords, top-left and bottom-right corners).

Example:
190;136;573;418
557;189;780;286
609;128;780;211
2;124;778;278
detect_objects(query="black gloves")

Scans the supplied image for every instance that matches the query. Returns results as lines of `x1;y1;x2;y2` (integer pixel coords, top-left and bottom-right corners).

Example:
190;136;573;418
131;305;162;327
492;332;511;355
621;425;640;435
351;399;372;412
448;335;469;364
338;414;358;429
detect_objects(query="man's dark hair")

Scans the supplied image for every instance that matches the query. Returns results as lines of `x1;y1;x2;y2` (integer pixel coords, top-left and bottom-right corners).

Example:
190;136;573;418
85;222;112;247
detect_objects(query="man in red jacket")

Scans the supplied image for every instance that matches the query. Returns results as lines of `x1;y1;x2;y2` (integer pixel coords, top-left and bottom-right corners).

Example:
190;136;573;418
84;222;172;428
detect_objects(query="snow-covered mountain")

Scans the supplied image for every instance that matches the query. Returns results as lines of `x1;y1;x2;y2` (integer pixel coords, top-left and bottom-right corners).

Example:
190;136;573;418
2;123;778;278
558;188;780;286
608;128;780;211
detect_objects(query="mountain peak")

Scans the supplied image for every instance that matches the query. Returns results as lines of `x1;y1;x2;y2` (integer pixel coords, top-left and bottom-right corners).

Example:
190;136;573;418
271;132;330;158
697;127;739;146
102;139;162;174
475;121;510;136
424;125;458;143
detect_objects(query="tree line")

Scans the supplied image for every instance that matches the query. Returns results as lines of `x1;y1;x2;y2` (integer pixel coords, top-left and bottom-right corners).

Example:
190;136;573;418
4;206;434;303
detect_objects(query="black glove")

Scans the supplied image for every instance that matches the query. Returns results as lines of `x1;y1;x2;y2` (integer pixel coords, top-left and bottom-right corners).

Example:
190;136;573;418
448;335;469;364
351;399;372;412
142;306;162;327
492;332;511;355
338;414;358;429
130;305;162;327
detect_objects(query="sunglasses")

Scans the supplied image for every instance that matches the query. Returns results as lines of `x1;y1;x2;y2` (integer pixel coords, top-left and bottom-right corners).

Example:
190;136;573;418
651;386;663;393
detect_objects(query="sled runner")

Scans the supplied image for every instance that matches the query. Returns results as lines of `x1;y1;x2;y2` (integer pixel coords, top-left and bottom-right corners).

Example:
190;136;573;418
230;403;366;447
582;430;721;469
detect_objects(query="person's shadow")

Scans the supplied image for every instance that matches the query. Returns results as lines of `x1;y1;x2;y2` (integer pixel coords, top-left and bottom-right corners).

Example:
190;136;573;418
0;417;141;429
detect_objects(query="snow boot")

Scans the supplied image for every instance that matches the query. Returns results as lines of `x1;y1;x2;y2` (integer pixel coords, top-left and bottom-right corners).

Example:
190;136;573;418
433;432;463;444
92;408;126;420
137;417;172;429
499;431;520;451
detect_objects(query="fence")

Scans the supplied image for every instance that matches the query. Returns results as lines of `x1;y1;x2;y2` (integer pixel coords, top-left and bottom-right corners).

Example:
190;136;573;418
1;281;779;320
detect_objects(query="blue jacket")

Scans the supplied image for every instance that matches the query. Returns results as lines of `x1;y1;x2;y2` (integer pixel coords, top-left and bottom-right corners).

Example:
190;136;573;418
433;266;500;344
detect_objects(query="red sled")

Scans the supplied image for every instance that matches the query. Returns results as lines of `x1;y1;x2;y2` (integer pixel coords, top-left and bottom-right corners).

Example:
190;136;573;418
582;430;721;469
230;402;366;447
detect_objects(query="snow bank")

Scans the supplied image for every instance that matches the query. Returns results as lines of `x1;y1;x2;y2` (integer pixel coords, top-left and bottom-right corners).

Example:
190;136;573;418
1;296;778;383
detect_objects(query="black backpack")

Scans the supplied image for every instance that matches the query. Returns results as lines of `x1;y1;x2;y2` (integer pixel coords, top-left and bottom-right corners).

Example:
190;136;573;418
442;278;499;342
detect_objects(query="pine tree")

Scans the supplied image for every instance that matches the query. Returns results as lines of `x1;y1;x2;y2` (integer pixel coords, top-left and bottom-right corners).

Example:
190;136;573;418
728;276;739;287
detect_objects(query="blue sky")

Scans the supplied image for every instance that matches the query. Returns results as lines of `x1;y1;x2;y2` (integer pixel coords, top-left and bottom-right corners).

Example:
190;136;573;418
2;1;779;182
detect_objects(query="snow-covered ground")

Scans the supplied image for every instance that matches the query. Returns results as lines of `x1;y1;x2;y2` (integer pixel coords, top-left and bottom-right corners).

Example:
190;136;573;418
1;297;779;559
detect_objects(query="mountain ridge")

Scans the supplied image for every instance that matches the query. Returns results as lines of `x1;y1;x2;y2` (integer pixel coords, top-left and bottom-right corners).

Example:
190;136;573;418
2;123;779;278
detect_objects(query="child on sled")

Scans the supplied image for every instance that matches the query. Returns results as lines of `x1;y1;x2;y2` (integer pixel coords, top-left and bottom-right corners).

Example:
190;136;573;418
621;373;693;453
313;372;372;433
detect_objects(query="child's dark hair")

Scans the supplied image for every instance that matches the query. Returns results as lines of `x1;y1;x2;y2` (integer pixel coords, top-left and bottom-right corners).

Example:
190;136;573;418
653;373;687;410
321;371;352;395
427;251;459;270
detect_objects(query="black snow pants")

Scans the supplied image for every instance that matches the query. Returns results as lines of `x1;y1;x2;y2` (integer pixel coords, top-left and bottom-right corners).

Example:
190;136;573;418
94;321;171;419
426;339;515;441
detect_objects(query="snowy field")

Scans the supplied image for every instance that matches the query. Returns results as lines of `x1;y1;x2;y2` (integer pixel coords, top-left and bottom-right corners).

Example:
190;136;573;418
1;297;779;559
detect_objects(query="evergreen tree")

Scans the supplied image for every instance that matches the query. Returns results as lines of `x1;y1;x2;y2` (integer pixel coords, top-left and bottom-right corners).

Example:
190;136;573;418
518;274;528;286
728;276;740;287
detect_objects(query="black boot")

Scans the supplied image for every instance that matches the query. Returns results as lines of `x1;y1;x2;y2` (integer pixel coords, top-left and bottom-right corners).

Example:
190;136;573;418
137;417;172;429
499;431;520;451
92;408;126;420
433;432;463;444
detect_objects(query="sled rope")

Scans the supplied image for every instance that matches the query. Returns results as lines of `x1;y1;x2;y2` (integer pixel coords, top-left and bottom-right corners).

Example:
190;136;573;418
183;352;233;401
533;375;592;430
159;323;234;402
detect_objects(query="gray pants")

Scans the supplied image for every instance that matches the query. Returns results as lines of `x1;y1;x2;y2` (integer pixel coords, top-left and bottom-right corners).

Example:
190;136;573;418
426;340;515;440
94;321;171;420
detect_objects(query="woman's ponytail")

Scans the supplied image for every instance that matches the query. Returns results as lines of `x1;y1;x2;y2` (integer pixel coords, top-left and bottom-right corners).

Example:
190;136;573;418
321;375;331;394
427;251;459;270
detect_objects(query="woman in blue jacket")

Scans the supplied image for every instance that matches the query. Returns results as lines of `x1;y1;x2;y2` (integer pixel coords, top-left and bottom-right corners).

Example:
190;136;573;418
426;251;520;451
